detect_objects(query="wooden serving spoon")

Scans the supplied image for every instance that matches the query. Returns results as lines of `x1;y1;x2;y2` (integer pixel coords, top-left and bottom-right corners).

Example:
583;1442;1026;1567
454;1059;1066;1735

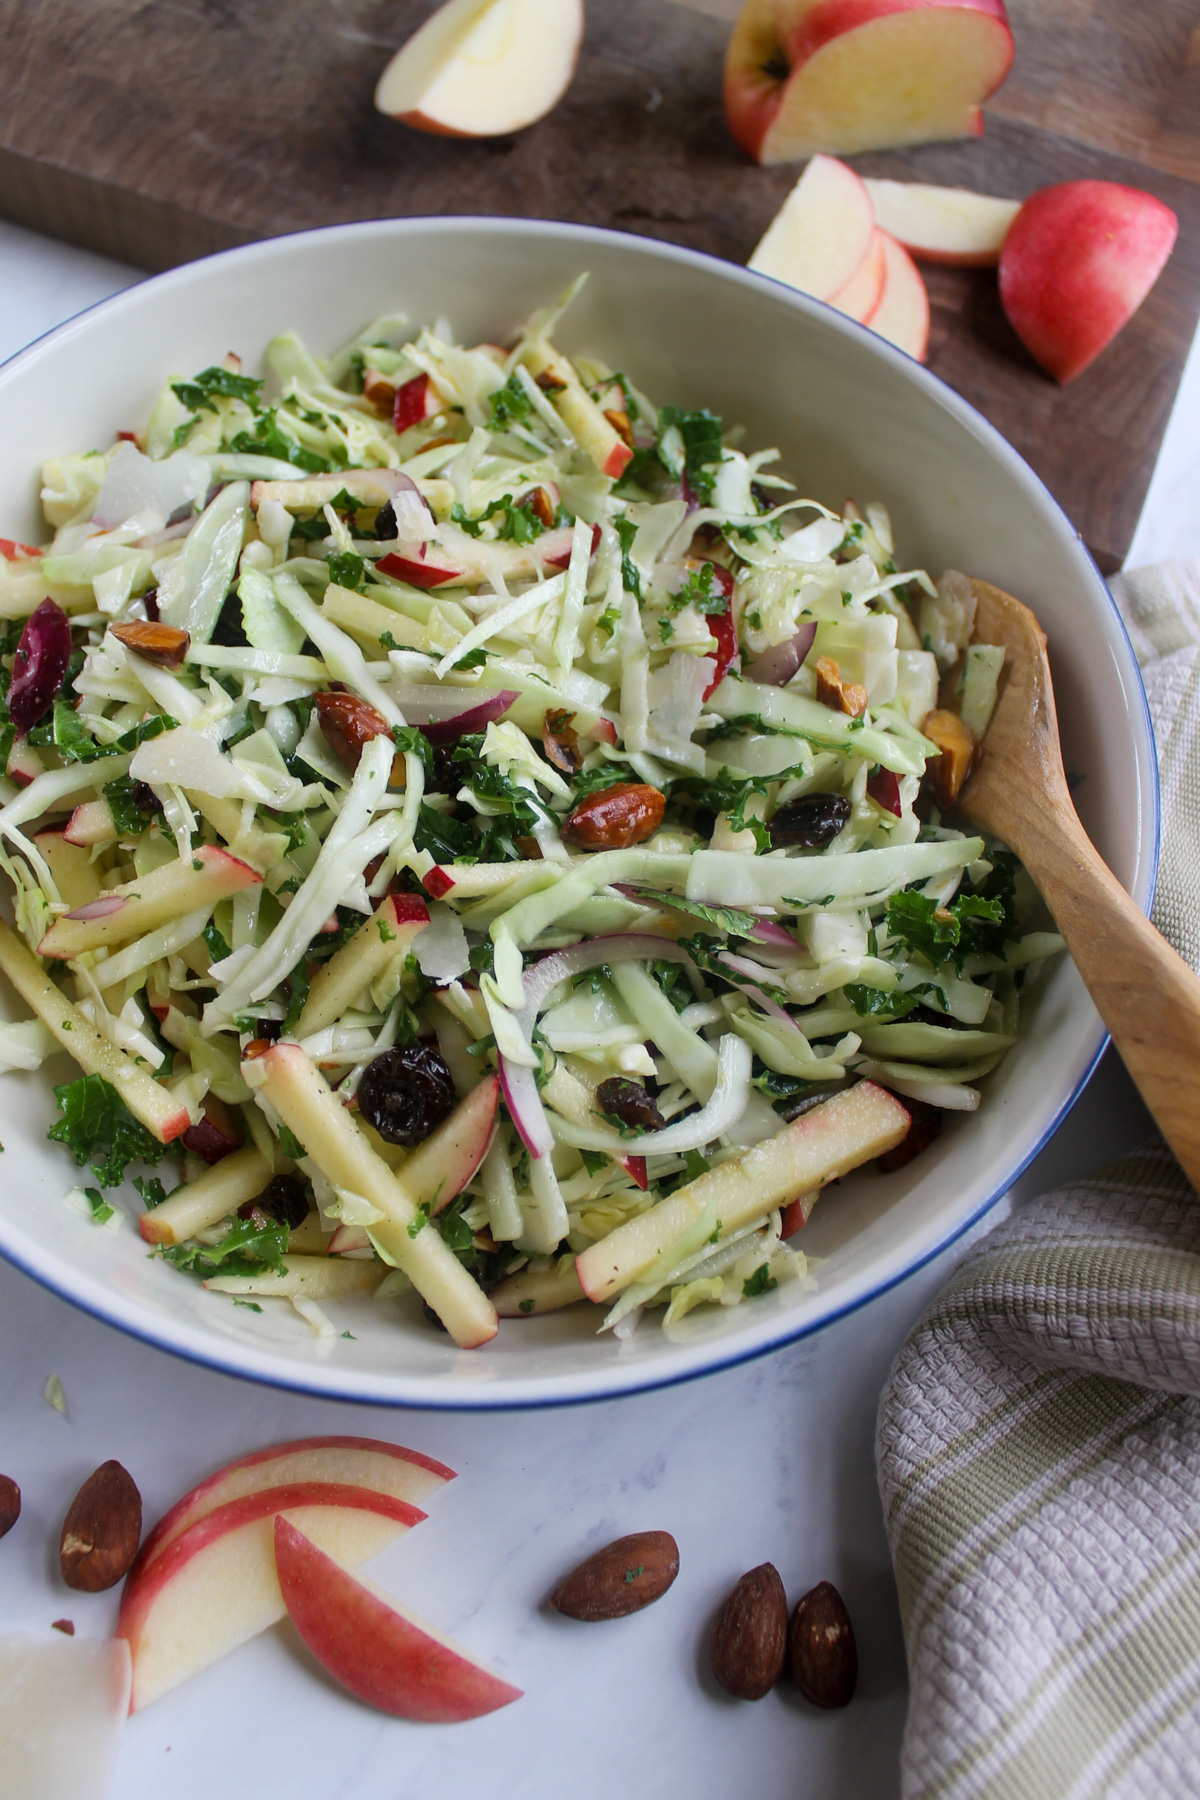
957;577;1200;1194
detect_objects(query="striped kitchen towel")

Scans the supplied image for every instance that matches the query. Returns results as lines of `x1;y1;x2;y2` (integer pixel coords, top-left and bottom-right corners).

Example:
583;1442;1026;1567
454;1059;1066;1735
875;557;1200;1800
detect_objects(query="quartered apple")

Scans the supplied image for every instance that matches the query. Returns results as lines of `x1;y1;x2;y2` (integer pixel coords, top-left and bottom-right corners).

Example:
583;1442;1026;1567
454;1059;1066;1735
376;0;584;138
749;154;876;302
725;0;1014;163
274;1518;522;1722
999;180;1179;383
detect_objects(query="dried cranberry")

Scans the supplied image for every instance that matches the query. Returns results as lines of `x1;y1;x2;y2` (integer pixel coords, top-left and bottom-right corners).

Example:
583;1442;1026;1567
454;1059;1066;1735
769;794;851;849
252;1175;310;1228
595;1078;665;1132
357;1044;457;1146
132;782;163;816
9;598;72;733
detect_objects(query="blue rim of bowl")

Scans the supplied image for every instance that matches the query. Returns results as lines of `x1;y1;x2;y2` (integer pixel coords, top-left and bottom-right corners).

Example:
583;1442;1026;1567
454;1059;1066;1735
0;216;1161;1410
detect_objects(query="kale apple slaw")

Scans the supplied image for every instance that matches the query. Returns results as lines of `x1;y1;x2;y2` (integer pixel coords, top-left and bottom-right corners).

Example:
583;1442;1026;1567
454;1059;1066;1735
0;279;1063;1347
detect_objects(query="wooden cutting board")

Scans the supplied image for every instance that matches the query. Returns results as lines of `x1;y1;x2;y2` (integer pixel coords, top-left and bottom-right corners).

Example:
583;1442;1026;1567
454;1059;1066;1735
2;0;1198;570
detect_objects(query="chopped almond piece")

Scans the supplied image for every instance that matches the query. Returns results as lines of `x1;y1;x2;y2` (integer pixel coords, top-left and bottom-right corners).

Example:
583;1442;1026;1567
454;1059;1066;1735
526;486;557;529
111;620;191;670
814;655;868;718
923;707;977;810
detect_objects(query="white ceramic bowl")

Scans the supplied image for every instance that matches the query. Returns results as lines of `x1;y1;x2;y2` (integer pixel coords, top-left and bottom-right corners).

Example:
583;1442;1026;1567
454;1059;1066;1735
0;219;1157;1408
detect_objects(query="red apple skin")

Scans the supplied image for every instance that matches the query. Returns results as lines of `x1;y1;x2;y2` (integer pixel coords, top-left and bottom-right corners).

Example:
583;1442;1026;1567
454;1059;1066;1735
725;0;1012;163
998;180;1179;383
376;551;464;589
274;1517;523;1722
136;1437;454;1571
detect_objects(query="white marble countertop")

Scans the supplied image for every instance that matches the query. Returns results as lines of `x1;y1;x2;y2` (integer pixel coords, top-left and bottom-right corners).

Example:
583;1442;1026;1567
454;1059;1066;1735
0;217;1195;1800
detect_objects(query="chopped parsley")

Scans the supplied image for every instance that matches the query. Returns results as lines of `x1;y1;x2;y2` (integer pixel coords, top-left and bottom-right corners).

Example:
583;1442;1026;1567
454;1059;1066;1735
742;1263;778;1298
161;1215;288;1277
488;373;533;430
171;365;263;414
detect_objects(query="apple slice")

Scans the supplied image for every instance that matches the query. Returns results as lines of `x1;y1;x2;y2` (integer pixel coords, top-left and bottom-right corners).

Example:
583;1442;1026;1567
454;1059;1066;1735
375;548;465;590
116;1482;426;1711
725;0;1015;164
138;1438;453;1572
998;180;1179;384
576;1080;909;1303
393;372;442;432
295;893;429;1039
274;1518;522;1721
140;1145;272;1245
37;844;259;960
31;827;104;914
828;228;887;323
248;1045;499;1348
867;233;931;361
375;0;583;138
0;919;191;1144
864;178;1020;264
748;155;876;302
0;1636;131;1799
62;797;118;847
517;342;633;479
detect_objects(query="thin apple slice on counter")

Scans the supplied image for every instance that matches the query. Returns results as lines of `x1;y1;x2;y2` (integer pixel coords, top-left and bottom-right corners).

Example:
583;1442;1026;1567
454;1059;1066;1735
725;0;1015;164
749;154;875;301
0;919;191;1143
867;233;931;361
828;228;887;323
37;844;259;960
275;1518;522;1722
576;1081;909;1303
998;179;1179;383
863;178;1020;264
117;1483;427;1711
375;0;583;138
0;1636;131;1800
247;1044;499;1347
137;1438;454;1572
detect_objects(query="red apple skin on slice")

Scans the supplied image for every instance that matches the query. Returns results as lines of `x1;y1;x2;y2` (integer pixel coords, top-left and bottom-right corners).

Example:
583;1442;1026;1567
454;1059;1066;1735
117;1482;427;1711
136;1437;455;1572
749;154;875;302
868;233;931;362
998;180;1179;384
376;550;464;590
863;178;1020;265
725;0;1013;165
828;228;887;323
274;1517;522;1722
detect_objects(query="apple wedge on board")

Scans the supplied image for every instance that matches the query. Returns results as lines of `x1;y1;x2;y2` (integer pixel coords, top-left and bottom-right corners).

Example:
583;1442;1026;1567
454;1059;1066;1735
725;0;1014;164
274;1517;523;1722
375;0;583;139
864;179;1021;265
749;153;876;302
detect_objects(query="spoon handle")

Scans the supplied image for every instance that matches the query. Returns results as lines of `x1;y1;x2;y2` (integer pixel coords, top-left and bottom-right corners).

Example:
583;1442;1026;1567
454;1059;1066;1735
1018;804;1200;1194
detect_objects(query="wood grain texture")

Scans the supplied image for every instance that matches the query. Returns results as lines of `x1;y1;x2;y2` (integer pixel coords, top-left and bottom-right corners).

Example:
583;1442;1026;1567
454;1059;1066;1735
961;580;1200;1194
0;0;1198;567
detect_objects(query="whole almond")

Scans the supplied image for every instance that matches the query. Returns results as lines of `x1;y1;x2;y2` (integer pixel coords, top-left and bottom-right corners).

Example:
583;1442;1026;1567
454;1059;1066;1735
549;1530;679;1621
560;783;666;851
0;1473;19;1540
710;1562;788;1699
788;1580;857;1708
60;1460;142;1592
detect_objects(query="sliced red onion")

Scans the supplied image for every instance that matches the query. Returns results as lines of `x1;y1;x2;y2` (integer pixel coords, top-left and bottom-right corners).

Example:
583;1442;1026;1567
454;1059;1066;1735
389;687;519;744
498;1054;554;1160
9;599;72;734
719;967;796;1031
748;918;801;951
745;621;817;687
64;893;127;922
